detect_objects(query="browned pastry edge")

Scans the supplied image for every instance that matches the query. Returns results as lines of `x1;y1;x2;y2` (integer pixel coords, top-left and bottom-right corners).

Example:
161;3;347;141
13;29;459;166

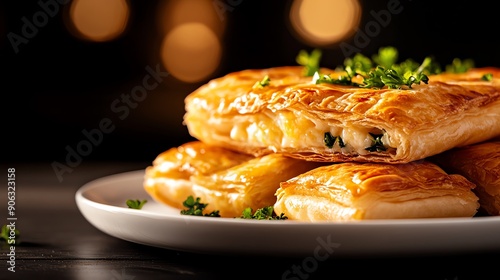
429;140;500;216
143;141;325;217
184;66;500;164
274;161;479;221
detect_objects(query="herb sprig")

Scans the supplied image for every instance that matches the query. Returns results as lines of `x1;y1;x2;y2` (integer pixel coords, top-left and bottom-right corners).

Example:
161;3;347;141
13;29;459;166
446;58;475;73
482;73;493;81
180;196;287;220
299;46;476;89
296;48;322;76
180;196;221;217
239;206;288;220
323;132;345;148
126;199;148;209
1;224;20;245
365;133;387;152
254;75;271;88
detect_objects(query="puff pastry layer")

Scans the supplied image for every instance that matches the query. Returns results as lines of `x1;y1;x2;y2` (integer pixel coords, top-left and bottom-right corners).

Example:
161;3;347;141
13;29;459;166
430;140;500;216
143;141;324;217
184;66;500;163
274;161;479;221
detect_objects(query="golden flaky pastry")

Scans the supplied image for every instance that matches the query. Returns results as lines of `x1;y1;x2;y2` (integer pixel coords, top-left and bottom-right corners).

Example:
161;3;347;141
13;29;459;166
143;141;324;217
430;140;500;216
184;66;500;163
273;161;479;221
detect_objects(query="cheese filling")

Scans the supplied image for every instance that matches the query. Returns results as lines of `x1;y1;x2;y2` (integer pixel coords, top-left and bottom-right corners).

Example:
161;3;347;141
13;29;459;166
229;110;395;155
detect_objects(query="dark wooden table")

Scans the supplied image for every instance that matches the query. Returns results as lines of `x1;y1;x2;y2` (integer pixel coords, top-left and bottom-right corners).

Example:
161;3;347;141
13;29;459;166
2;161;500;280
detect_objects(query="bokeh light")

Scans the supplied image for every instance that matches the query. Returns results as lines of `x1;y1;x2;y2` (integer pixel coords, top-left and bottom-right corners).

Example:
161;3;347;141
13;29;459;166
156;0;225;38
157;0;225;83
67;0;130;42
289;0;361;46
160;23;222;83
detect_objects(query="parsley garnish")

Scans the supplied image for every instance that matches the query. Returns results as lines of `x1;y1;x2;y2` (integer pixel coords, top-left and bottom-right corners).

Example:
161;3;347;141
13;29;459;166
324;132;336;148
296;49;322;76
338;136;346;148
126;199;147;209
371;46;398;68
179;196;287;220
313;71;356;86
365;133;387;152
301;46;475;90
445;58;475;73
240;206;288;220
1;224;20;245
254;75;271;88
324;132;345;148
365;65;430;89
180;196;221;217
333;47;432;89
482;73;493;81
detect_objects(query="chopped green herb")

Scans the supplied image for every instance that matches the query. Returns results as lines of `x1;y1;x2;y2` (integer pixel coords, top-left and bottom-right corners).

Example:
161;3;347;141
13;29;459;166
338;136;346;148
240;206;288;220
311;47;433;89
365;133;387;152
445;58;475;73
312;71;356;86
254;75;271;88
180;196;220;217
363;65;429;89
324;132;346;148
482;73;493;81
371;46;398;69
179;196;287;220
344;52;374;78
296;49;322;76
324;132;337;148
1;224;20;245
126;199;148;209
301;46;475;90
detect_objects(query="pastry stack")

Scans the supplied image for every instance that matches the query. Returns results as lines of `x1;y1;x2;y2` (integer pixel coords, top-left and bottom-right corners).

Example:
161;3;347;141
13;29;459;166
144;65;500;220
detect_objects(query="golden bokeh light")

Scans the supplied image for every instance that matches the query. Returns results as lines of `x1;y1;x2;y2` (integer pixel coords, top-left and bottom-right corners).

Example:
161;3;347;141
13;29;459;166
156;0;225;38
289;0;361;46
160;23;222;83
68;0;130;42
156;0;226;83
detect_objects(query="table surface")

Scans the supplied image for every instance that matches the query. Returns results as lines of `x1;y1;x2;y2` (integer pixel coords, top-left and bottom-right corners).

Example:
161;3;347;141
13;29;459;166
1;161;500;280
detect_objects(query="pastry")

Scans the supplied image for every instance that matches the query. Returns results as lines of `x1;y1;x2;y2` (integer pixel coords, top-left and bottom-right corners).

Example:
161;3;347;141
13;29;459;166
143;141;325;217
184;66;500;163
430;140;500;216
273;161;479;221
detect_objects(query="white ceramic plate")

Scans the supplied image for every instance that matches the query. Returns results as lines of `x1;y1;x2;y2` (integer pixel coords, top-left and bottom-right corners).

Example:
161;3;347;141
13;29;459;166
75;170;500;257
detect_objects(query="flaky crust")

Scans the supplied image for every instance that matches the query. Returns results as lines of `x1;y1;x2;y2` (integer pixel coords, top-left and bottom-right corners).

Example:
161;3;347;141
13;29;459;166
274;161;479;221
143;141;324;217
430;140;500;216
184;66;500;163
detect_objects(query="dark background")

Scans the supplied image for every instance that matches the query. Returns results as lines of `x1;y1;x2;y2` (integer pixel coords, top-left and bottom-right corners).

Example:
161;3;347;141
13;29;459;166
3;0;500;166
